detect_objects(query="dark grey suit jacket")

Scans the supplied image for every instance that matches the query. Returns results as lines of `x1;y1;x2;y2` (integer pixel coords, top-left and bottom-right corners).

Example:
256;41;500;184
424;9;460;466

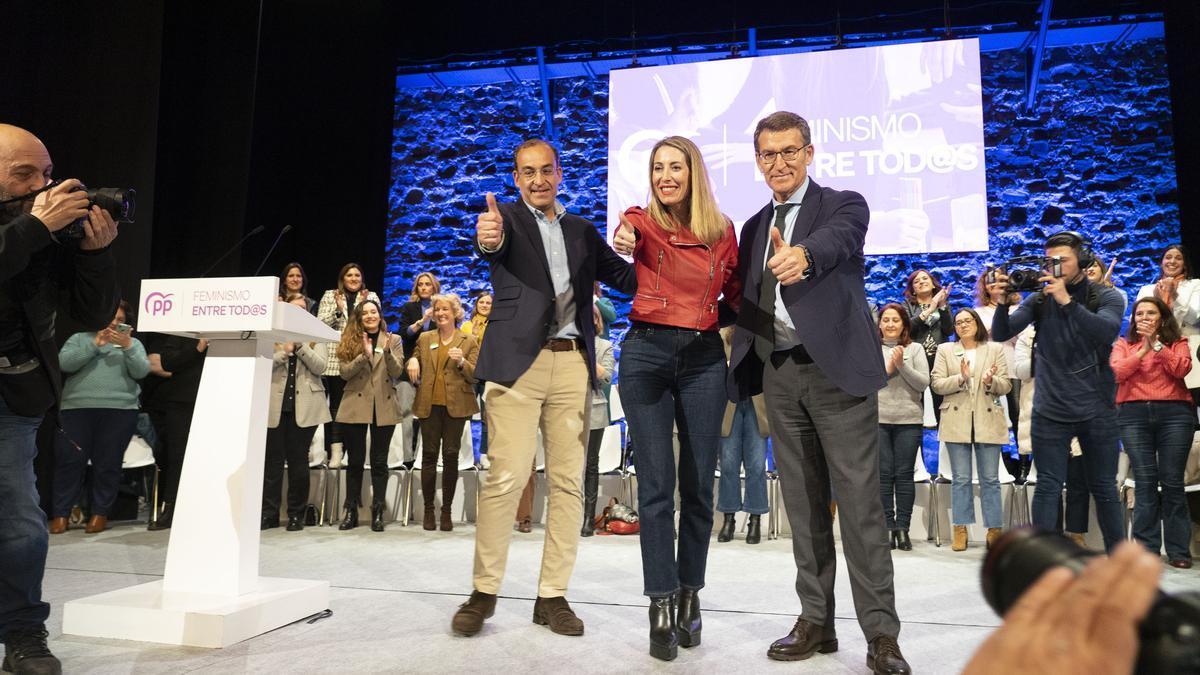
727;180;886;399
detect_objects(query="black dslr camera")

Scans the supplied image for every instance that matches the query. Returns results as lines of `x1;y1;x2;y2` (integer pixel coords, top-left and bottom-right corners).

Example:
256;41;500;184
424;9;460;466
986;255;1064;293
983;529;1200;674
57;185;136;244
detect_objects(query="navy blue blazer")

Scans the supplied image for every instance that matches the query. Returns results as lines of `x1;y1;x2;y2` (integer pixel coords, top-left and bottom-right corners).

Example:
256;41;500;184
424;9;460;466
727;181;886;400
474;200;636;386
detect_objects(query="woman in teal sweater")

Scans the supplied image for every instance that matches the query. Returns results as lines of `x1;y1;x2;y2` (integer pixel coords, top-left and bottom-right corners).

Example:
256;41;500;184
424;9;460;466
49;301;150;534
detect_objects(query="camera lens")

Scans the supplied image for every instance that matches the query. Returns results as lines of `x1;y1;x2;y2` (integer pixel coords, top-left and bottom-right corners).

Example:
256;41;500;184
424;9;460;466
86;187;136;222
980;528;1098;616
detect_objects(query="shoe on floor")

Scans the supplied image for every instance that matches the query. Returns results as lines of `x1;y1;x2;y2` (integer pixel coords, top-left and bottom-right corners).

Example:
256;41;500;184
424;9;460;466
47;517;67;535
532;596;584;636
84;515;108;534
451;590;496;636
2;627;61;675
867;635;911;674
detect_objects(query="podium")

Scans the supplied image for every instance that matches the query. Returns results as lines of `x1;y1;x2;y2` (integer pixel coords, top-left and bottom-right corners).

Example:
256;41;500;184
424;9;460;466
63;277;341;648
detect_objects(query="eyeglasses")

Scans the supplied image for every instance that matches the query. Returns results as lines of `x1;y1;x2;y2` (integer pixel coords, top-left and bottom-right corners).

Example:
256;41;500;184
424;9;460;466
954;319;976;326
757;144;811;165
518;166;557;180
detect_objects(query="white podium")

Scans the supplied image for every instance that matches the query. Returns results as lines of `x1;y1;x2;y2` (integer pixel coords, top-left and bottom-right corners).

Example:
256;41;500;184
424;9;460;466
63;277;341;648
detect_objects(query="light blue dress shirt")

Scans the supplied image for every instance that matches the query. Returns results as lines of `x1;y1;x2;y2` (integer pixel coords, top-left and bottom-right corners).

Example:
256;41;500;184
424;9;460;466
763;177;810;351
523;198;579;339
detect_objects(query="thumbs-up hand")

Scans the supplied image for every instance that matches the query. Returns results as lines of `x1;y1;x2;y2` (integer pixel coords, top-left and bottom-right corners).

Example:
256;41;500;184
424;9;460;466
766;228;810;286
613;212;637;256
477;192;504;250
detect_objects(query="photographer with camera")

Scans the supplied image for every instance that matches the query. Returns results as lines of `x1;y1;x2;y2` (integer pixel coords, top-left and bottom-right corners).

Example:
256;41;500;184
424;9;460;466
990;232;1126;552
0;124;119;675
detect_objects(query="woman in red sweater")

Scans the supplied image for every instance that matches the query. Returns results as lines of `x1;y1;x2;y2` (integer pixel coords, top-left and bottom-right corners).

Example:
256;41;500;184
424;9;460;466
614;135;740;661
1111;296;1194;568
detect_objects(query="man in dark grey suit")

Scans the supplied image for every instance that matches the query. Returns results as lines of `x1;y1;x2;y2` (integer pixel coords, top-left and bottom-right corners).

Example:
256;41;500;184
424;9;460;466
728;112;910;674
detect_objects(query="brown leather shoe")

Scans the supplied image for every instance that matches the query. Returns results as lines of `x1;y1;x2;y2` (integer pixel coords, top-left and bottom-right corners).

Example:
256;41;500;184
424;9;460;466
440;508;453;532
423;506;436;531
532;596;584;636
516;518;532;533
48;517;68;534
767;617;838;661
952;525;968;551
986;527;1002;550
84;515;108;534
451;590;496;636
867;635;911;674
1168;558;1193;569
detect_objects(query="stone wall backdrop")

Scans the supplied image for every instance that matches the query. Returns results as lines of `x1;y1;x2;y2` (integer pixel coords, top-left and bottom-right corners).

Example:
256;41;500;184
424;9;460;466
386;39;1178;337
386;38;1178;469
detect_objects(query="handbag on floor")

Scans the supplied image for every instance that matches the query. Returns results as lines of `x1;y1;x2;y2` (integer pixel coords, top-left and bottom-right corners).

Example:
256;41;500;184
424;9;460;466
601;497;639;535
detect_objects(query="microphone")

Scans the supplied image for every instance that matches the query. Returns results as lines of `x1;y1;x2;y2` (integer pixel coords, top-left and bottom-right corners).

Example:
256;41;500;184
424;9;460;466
253;225;293;276
198;225;266;277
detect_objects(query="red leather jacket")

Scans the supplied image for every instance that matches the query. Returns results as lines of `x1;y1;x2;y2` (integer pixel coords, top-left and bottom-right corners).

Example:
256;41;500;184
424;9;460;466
626;207;741;331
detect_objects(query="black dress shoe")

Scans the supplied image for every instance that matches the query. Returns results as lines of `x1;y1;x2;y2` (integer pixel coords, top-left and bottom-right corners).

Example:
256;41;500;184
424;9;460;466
338;506;358;531
371;502;385;532
648;595;678;661
767;617;838;661
890;530;898;550
897;529;912;551
286;516;304;531
2;628;61;675
867;635;911;674
717;513;736;542
746;514;762;545
676;588;701;648
261;515;279;530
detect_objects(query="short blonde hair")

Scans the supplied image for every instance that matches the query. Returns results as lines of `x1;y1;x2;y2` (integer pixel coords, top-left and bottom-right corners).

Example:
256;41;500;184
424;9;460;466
431;293;464;325
646;136;727;247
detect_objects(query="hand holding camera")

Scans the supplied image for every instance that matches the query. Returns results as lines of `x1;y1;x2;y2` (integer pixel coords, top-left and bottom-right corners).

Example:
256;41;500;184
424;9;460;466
30;179;89;233
1040;274;1072;306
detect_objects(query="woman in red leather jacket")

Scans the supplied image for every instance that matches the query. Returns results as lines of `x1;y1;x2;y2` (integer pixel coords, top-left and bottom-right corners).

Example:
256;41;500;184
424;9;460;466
614;135;741;661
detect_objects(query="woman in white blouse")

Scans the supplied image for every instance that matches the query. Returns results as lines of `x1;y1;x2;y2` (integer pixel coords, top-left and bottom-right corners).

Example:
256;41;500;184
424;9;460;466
1136;244;1200;399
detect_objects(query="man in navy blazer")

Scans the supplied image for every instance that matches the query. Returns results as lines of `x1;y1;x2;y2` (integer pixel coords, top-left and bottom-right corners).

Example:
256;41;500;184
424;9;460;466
451;139;635;639
728;112;909;674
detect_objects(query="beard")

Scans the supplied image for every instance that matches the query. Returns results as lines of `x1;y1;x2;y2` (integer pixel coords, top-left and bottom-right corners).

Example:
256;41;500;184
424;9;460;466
0;186;33;224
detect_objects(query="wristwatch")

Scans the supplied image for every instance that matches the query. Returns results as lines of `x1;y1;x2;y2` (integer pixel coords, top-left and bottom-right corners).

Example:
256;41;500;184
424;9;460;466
798;245;814;280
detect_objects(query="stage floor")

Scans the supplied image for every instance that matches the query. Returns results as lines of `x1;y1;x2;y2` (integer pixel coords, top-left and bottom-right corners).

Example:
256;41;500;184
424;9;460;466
42;520;1198;674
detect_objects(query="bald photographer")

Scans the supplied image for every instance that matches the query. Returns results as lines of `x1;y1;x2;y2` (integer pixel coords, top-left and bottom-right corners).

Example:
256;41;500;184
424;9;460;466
0;123;119;675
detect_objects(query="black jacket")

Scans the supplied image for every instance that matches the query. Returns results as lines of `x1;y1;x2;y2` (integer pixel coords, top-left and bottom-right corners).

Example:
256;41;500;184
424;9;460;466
0;213;119;416
473;200;635;386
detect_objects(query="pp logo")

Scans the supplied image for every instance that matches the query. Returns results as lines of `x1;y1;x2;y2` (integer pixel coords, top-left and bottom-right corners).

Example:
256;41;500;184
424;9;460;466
144;292;175;317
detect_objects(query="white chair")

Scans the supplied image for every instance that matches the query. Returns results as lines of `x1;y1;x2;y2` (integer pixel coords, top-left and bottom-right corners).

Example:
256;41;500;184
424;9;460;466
304;425;329;524
608;384;624;422
912;449;942;545
386;423;412;525
122;435;158;524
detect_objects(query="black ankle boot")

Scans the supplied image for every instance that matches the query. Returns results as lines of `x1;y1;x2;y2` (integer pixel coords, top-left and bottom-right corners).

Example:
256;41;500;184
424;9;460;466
717;513;736;542
676;589;702;648
897;529;912;551
338;506;358;531
890;530;899;550
581;470;598;537
371;502;385;532
746;514;762;545
649;595;678;661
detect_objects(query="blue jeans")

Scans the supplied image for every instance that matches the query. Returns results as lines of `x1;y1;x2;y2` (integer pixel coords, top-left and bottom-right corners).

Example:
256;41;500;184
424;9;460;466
0;395;51;637
1064;455;1089;534
53;408;139;518
1118;401;1195;561
621;325;726;597
945;442;1003;528
717;399;768;515
1031;411;1124;551
878;424;922;529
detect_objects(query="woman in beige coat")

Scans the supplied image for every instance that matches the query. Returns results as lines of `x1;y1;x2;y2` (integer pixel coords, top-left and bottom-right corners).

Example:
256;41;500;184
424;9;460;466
931;308;1011;552
335;299;404;532
406;294;479;531
263;294;332;532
